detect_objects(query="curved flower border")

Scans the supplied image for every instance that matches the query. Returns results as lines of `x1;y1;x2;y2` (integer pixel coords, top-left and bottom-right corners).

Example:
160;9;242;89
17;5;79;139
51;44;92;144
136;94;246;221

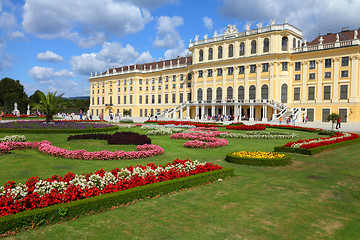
170;129;229;149
0;141;164;160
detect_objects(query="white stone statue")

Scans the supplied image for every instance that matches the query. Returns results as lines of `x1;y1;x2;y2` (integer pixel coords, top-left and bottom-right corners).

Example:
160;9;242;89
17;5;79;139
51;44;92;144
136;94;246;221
245;24;251;31
195;35;199;42
354;30;358;39
336;34;340;42
304;39;307;46
27;105;30;115
14;102;18;111
144;65;147;70
189;38;191;43
256;22;262;29
225;24;238;34
213;31;217;38
203;34;208;40
319;36;324;44
285;18;288;24
177;59;180;65
270;19;276;26
91;72;93;77
113;68;116;73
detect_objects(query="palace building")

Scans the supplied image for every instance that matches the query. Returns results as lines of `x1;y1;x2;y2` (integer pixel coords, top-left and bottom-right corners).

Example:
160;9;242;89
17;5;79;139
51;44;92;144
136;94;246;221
89;21;360;123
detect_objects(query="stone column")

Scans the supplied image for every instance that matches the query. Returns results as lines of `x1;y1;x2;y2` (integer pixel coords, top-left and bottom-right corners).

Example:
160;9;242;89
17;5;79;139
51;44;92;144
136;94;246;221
269;62;275;100
234;66;238;99
256;63;261;100
211;105;215;117
316;60;323;102
223;105;226;116
195;106;199;119
301;61;308;102
201;105;205;120
332;58;339;102
186;105;190;119
350;56;359;102
249;105;254;121
244;65;249;101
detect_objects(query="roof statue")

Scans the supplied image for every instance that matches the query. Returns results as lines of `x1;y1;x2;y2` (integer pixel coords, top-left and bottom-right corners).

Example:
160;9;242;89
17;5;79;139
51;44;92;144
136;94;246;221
285;18;288;24
304;39;307;46
336;34;339;42
224;24;238;35
355;30;358;40
319;36;324;44
113;68;116;73
245;24;251;31
213;31;217;38
203;34;208;40
195;35;199;42
270;19;276;26
256;22;262;29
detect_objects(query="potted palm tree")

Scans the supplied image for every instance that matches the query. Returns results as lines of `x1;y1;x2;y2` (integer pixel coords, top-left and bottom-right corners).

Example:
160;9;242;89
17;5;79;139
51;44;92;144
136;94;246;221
33;91;63;123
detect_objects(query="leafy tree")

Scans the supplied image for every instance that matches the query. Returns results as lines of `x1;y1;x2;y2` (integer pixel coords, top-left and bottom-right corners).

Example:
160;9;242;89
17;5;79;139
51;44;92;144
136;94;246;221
33;91;64;122
29;90;43;104
327;113;341;130
0;77;28;113
123;109;131;118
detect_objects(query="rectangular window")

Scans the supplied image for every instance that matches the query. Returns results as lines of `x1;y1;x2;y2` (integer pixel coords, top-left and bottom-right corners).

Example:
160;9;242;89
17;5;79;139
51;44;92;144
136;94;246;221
172;93;176;103
307;108;314;122
250;64;256;73
102;89;104;93
118;88;120;92
102;97;104;105
187;92;192;101
130;79;133;85
179;93;183;103
109;81;112;87
295;74;301;81
165;94;168;103
140;109;143;117
324;72;331;79
309;60;316;69
109;88;112;93
323;86;331;100
239;66;245;74
165;76;169;82
187;82;191;88
144;109;148;117
341;70;349;78
123;96;126;104
324;59;332;68
308;86;315;100
294;87;300;100
158;94;161;104
158;85;161;90
145;95;148;104
217;68;222;76
139;95;142;104
322;108;330;122
341;57;349;66
152;86;155;91
124;80;126;85
207;69;212;77
180;74;184;81
173;75;176;82
227;67;234;75
124;87;127;91
139;87;142;91
309;73;316;80
172;84;176;88
180;83;184;88
187;73;192;80
146;79;149;84
129;95;132;104
340;85;348;99
130;87;132;91
295;62;301;71
139;79;142;85
146;86;148;91
262;63;269;72
97;97;99;105
165;85;168;90
152;78;155;84
198;71;203;78
117;96;120;104
151;95;155;104
282;62;288;71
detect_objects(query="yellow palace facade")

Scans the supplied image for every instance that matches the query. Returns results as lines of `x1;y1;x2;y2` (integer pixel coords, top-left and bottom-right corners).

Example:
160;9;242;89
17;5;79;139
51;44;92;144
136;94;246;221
89;21;360;123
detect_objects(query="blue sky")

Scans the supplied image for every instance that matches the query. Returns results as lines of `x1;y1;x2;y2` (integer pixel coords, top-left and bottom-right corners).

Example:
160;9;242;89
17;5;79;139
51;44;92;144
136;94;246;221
1;0;359;97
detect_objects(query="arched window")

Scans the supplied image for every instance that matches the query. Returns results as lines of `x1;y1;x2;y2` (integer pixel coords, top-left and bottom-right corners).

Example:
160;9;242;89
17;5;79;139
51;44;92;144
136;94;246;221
261;84;268;100
207;88;212;101
263;38;269;52
228;44;233;57
240;42;245;56
208;48;213;60
216;87;222;100
110;96;112;105
282;37;288;51
197;88;203;101
227;86;233;99
249;85;256;100
199;49;203;62
281;83;288;103
251;40;257;54
238;86;244;100
218;46;223;59
298;40;301;48
293;38;296;48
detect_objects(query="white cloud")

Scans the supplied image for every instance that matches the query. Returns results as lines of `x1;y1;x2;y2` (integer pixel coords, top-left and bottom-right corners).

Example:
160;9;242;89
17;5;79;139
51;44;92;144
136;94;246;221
28;66;75;82
70;41;149;76
135;51;154;64
164;39;189;59
0;12;17;30
127;0;177;9
22;0;153;47
218;0;360;39
37;50;64;63
8;30;25;39
0;37;11;70
153;15;183;49
202;16;213;30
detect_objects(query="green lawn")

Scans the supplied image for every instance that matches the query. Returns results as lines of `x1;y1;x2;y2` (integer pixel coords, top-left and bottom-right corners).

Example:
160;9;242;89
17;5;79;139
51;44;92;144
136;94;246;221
1;127;359;239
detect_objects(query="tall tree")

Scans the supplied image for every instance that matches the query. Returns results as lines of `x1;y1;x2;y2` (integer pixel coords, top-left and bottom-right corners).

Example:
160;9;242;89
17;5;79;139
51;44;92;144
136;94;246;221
33;91;64;122
0;77;28;113
327;113;341;130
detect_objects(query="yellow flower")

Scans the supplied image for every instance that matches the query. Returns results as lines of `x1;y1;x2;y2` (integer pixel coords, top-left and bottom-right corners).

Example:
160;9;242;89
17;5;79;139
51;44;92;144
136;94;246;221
231;151;285;159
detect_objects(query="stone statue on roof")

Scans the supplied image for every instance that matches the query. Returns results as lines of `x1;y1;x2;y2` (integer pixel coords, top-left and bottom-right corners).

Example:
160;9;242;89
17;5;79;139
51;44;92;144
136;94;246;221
256;22;262;29
336;34;339;42
245;24;251;31
213;31;217;38
195;35;199;41
319;36;324;44
203;34;208;40
224;24;238;34
355;30;358;39
270;19;276;26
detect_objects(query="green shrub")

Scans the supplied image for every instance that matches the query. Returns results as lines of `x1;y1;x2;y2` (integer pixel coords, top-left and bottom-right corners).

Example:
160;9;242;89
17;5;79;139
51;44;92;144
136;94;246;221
0;126;118;134
0;168;233;235
225;153;292;166
119;120;134;123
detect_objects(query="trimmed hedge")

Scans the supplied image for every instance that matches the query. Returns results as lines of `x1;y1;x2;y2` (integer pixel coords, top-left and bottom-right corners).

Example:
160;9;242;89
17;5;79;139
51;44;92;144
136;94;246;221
119;120;134;123
274;137;360;155
0;168;233;235
0;126;118;134
225;153;292;166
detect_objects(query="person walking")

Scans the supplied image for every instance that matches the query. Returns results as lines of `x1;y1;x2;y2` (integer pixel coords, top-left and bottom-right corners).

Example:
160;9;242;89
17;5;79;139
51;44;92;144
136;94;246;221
336;117;341;129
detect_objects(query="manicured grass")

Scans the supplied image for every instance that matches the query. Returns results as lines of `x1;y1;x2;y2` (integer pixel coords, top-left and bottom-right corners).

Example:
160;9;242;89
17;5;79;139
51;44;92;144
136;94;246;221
1;127;359;239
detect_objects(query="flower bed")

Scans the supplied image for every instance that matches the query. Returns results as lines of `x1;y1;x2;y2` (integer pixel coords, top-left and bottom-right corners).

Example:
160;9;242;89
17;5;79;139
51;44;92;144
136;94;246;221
0;159;223;218
219;131;299;139
225;151;292;166
261;124;319;132
146;120;223;126
68;132;151;145
226;124;266;131
0;141;163;160
0;135;26;142
147;127;184;135
170;131;228;148
116;124;137;129
0;164;233;235
0;121;117;133
274;132;360;155
3;114;45;118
